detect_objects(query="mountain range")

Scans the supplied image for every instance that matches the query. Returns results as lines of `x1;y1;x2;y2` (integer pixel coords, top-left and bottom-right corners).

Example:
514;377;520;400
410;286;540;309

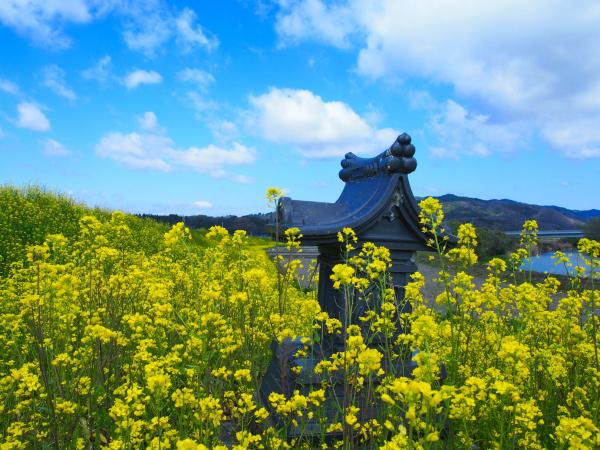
434;194;600;231
142;195;600;234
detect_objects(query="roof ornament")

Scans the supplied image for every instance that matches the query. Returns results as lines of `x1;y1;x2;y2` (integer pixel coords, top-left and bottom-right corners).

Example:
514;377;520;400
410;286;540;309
339;132;417;182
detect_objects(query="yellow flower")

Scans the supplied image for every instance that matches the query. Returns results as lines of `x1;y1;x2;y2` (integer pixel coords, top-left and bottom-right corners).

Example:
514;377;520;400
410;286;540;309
27;243;50;263
147;373;171;394
330;264;355;289
55;399;76;415
337;227;358;243
234;369;252;383
254;407;269;422
418;197;444;232
164;221;191;246
345;406;360;429
176;439;208;450
554;416;600;449
266;187;284;207
357;348;383;375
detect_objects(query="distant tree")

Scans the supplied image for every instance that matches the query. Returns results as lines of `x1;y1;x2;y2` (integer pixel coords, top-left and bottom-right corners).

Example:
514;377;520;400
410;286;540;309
476;226;518;260
140;212;271;236
444;220;517;260
583;217;600;241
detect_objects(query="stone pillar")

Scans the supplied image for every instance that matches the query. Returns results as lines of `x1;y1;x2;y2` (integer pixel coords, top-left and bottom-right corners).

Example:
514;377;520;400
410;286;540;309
313;244;417;354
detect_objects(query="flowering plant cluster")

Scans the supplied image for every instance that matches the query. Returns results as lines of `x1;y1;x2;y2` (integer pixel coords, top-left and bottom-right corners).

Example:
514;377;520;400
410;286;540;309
0;190;318;449
0;188;598;449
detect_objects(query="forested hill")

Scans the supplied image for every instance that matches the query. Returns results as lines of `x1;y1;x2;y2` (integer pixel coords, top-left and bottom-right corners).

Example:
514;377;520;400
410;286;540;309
141;195;600;234
434;194;600;231
138;213;271;236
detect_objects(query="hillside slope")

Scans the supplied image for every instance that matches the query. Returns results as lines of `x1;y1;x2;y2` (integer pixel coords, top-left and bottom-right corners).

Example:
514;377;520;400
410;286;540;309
0;185;171;276
436;194;600;231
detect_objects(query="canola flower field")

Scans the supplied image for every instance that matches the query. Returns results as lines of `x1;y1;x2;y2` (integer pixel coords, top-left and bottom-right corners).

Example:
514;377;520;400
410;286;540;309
0;186;599;449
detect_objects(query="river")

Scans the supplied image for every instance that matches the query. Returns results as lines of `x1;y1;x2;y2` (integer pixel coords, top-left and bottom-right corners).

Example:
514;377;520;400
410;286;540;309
522;250;592;277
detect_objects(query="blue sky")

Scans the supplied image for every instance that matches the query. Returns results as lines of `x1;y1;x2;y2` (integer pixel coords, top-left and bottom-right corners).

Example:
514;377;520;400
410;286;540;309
1;0;599;216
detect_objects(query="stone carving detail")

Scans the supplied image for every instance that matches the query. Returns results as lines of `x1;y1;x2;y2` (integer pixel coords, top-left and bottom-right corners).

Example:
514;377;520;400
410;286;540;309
384;189;404;222
339;132;417;182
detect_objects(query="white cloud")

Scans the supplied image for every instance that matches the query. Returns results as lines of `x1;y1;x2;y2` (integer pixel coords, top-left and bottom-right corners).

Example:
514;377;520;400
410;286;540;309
96;131;174;171
178;68;215;90
541;119;600;159
120;3;217;56
81;55;112;83
42;65;76;100
209;120;239;143
0;1;217;55
273;0;600;158
234;174;254;184
246;87;397;158
137;111;158;131
274;0;356;48
169;143;255;178
185;90;219;116
123;70;162;90
95;113;255;179
42;138;71;156
0;78;20;95
0;0;92;48
192;200;213;209
427;100;522;159
16;102;50;132
175;8;218;53
122;8;172;56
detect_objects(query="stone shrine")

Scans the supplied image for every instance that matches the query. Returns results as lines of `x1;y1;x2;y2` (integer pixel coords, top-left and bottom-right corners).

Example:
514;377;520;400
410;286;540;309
260;132;431;438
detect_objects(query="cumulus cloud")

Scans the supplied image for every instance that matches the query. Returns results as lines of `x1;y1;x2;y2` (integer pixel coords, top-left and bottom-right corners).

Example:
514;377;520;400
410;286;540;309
174;8;218;53
16;102;50;132
121;6;172;56
273;0;600;158
42;65;76;100
209;120;239;143
96;132;173;171
246;87;397;158
0;0;92;48
168;143;255;178
120;4;217;56
95;113;255;179
137;111;159;131
0;78;20;95
541;119;600;159
426;99;523;159
192;200;213;209
0;1;217;55
81;55;112;83
123;70;162;90
275;0;358;48
184;90;219;117
178;68;215;90
42;138;71;156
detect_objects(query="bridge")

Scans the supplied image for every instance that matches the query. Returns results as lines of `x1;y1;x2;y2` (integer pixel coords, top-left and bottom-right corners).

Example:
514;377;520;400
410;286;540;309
504;229;584;238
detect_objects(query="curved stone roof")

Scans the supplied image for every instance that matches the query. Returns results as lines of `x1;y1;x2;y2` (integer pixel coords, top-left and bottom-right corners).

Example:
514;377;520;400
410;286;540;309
278;133;429;247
